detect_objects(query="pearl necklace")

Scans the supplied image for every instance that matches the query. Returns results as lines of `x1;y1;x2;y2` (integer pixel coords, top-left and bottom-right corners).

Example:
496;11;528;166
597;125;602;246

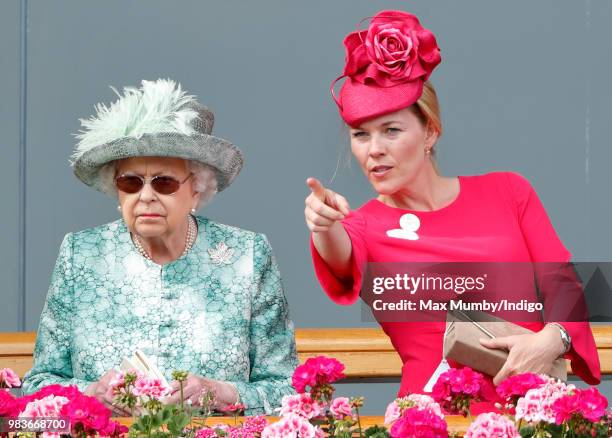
133;215;197;261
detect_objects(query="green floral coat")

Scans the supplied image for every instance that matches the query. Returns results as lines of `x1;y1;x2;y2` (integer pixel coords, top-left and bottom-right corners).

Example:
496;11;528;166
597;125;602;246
22;216;298;415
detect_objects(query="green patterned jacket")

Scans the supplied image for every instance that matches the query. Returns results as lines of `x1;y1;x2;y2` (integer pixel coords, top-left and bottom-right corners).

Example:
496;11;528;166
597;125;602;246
22;216;298;415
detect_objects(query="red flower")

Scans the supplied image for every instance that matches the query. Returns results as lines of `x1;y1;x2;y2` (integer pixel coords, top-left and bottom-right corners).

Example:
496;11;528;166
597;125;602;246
389;406;448;438
99;420;129;437
291;356;345;394
16;384;123;436
496;373;548;402
0;389;19;417
61;393;112;432
342;10;441;87
432;367;497;416
222;403;246;414
552;387;608;424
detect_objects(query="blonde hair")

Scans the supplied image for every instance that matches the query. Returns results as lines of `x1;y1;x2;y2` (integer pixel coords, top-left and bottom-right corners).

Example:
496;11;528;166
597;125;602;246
410;81;443;172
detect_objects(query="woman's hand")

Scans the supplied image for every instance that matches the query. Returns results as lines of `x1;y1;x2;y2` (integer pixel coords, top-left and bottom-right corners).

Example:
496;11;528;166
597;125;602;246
479;324;566;385
305;178;351;233
84;369;131;416
165;374;238;409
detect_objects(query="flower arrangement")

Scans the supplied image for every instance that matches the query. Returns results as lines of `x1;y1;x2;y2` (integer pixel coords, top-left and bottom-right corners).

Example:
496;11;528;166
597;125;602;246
264;356;386;437
0;383;127;437
2;360;610;437
383;367;611;438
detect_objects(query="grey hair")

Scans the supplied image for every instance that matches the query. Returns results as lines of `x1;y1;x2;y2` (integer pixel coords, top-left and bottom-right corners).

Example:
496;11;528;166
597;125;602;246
98;159;218;210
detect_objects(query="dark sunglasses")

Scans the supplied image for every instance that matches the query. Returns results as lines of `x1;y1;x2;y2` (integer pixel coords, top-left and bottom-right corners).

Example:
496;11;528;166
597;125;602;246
114;173;193;195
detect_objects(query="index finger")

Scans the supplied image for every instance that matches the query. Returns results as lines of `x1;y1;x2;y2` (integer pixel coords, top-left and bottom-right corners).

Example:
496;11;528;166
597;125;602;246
306;177;326;200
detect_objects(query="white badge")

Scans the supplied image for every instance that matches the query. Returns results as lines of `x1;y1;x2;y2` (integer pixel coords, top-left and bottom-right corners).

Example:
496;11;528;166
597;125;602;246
386;213;420;240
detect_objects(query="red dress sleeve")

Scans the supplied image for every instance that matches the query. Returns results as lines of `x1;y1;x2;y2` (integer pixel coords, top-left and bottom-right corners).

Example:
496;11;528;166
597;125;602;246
309;210;368;306
505;171;601;384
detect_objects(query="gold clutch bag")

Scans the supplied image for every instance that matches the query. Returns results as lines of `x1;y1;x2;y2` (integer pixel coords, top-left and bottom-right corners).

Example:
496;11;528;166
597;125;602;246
443;308;567;381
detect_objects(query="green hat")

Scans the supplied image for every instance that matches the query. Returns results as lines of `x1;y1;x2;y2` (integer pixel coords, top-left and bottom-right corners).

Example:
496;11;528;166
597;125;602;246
71;79;243;192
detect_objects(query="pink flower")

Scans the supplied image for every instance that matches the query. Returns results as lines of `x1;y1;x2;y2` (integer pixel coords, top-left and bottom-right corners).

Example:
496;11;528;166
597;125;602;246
99;420;129;437
431;367;497;416
464;412;520;438
61;393;112;432
16;384;124;436
279;393;323;419
0;389;19;417
577;387;608;422
14;385;81;418
195;429;218;438
291;356;345;394
343;10;441;87
389;406;448;438
552;386;608;424
384;400;401;424
20;394;70;418
222;402;247;414
385;394;444;425
330;397;353;419
241;415;269;434
405;394;444;419
0;368;21;388
515;379;574;424
132;375;170;399
261;413;323;438
496;373;548;401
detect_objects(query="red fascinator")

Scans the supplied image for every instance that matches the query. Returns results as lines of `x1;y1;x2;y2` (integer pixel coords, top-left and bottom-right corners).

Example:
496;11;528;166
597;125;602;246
332;10;441;127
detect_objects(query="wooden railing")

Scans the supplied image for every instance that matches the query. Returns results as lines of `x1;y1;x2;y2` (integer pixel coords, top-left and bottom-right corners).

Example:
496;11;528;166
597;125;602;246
2;325;611;378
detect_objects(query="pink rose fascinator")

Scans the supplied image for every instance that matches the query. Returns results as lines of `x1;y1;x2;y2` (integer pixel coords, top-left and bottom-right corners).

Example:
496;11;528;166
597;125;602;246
332;10;442;127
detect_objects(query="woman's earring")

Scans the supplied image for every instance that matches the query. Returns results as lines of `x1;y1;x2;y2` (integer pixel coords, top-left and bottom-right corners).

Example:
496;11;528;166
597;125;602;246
425;148;432;155
117;205;122;212
191;208;196;213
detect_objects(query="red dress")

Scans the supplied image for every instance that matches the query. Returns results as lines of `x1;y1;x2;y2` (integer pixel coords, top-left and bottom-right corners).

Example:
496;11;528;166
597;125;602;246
310;171;601;412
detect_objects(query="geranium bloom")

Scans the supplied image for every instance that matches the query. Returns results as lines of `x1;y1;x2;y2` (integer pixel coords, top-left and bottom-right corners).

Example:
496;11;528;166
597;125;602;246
132;375;170;399
389;406;448;438
464;412;520;438
496;373;548;402
330;397;353;419
385;394;444;424
261;413;324;438
292;356;345;393
279;393;323;419
515;379;574;424
552;386;608;424
432;367;496;415
20;394;70;418
0;389;19;417
241;416;269;435
0;368;21;388
222;402;247;414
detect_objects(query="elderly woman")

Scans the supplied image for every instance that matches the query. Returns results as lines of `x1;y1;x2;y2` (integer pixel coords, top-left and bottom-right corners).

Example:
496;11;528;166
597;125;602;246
22;79;298;415
304;10;600;412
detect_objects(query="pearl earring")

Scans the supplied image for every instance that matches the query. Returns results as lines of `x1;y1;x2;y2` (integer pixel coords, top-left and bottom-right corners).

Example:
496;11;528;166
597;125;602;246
117;205;122;212
425;148;431;155
191;208;196;213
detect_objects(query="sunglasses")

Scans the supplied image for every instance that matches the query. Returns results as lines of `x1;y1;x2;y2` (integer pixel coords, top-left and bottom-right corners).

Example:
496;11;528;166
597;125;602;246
114;173;193;195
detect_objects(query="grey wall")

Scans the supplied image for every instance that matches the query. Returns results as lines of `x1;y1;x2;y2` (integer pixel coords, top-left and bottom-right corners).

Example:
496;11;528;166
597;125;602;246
2;0;611;414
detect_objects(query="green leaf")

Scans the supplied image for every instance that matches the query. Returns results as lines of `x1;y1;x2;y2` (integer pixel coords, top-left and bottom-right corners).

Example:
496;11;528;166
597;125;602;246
150;412;163;429
161;406;173;422
519;425;535;438
364;425;391;438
